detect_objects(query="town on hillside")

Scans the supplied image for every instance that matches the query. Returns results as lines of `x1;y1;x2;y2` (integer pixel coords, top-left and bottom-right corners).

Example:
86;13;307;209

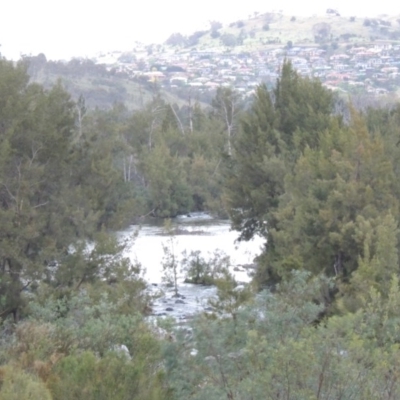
96;41;400;100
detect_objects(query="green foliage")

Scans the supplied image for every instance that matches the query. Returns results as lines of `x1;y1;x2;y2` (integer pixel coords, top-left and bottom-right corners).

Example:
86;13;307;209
48;350;167;400
181;250;230;285
0;60;77;318
274;60;334;152
338;213;399;312
161;220;179;295
143;142;193;217
165;271;400;399
224;61;335;248
270;110;398;286
0;365;52;400
0;60;148;319
208;269;253;322
1;289;167;399
4;40;400;400
181;250;211;284
224;60;400;297
164;272;328;399
224;83;285;242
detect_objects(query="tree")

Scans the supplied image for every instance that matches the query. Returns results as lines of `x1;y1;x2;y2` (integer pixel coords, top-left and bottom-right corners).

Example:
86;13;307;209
269;111;398;285
286;40;293;49
164;269;400;399
161;219;179;296
181;249;230;285
0;61;82;319
209;20;222;32
0;59;141;319
187;31;207;47
165;32;186;47
211;87;241;156
274;60;334;153
224;61;334;251
312;22;332;42
339;213;399;312
224;84;285;243
142;141;193;217
220;33;237;47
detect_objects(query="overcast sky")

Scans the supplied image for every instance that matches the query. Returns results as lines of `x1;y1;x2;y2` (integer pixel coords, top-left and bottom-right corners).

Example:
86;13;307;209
1;0;399;60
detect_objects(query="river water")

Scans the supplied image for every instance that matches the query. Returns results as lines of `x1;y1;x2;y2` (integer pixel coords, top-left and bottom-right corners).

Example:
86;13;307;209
119;212;264;320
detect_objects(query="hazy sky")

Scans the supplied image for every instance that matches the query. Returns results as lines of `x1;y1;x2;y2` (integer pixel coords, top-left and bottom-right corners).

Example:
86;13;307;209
1;0;399;60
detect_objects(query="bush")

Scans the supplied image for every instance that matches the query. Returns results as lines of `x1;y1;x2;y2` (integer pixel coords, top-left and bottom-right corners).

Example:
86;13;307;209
48;351;167;400
187;31;207;47
0;365;52;400
209;21;222;31
165;33;186;47
220;33;237;47
181;250;230;285
181;250;212;285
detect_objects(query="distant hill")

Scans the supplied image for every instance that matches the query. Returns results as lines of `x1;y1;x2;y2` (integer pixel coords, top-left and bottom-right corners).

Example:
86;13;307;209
21;11;400;108
165;12;400;52
24;54;185;110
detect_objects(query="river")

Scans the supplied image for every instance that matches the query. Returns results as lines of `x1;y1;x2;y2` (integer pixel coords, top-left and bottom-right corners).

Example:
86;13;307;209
119;212;264;321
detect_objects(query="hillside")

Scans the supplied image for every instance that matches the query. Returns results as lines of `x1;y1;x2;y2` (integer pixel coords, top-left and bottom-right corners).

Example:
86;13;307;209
21;12;400;108
24;54;185;110
166;12;400;52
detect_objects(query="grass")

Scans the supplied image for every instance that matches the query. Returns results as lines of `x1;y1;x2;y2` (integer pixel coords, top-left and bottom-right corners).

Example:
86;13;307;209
191;12;400;52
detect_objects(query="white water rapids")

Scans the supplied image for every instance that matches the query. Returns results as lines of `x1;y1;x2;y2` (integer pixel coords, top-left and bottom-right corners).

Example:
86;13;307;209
118;212;264;320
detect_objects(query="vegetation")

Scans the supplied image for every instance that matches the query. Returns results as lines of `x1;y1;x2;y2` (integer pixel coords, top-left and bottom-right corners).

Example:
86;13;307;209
181;250;231;285
224;60;400;298
163;12;400;52
3;53;400;399
161;220;180;296
24;54;183;110
165;271;400;399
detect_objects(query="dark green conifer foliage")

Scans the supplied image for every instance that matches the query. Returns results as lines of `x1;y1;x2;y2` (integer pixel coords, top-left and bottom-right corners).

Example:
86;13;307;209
0;60;139;319
270;110;398;283
224;84;286;242
274;60;334;153
224;61;335;250
0;61;80;318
